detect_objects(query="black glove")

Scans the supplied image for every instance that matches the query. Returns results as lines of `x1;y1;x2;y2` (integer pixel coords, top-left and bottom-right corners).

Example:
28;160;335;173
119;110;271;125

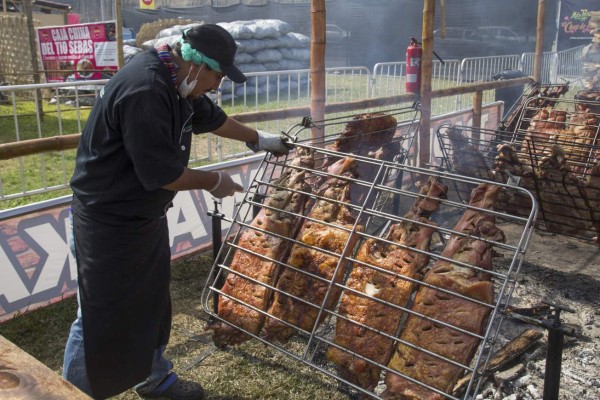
208;171;243;198
246;130;291;157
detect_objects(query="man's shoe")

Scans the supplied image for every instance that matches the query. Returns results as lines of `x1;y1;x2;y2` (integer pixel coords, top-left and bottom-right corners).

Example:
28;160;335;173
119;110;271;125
136;373;205;400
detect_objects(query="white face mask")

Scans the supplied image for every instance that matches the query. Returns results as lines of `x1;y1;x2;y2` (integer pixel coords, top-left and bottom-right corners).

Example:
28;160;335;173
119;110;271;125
178;64;203;98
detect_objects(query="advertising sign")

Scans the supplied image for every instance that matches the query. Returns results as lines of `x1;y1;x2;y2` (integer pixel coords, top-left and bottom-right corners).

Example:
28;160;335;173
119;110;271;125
140;0;156;10
37;21;119;83
557;0;598;51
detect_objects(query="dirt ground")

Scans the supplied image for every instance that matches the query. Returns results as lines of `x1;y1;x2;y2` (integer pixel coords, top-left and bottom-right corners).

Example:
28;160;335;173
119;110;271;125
473;228;600;400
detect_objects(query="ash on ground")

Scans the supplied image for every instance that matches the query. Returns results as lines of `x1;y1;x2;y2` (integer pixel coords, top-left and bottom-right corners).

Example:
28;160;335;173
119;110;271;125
475;228;600;400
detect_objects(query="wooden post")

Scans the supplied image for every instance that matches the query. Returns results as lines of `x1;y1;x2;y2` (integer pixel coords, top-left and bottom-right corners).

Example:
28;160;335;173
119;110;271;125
473;90;483;132
115;0;124;68
310;0;326;144
419;0;435;168
533;0;546;82
0;335;91;399
23;0;44;117
3;0;7;16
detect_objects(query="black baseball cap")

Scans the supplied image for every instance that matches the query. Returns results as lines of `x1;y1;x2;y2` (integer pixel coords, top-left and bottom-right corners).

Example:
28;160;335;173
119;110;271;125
183;24;246;84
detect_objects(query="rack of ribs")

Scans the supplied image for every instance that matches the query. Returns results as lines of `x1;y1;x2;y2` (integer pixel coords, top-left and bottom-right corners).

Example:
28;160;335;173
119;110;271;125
262;157;363;343
323;113;399;205
207;148;314;347
326;177;448;393
383;183;506;400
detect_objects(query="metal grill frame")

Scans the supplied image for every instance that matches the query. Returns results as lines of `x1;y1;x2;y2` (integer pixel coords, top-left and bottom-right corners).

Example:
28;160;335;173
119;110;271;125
201;109;538;400
437;94;600;242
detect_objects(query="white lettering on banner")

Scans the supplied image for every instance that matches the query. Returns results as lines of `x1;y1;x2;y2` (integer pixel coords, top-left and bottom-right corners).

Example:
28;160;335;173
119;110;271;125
51;28;68;41
68;40;94;55
67;26;91;40
24;224;73;294
40;42;55;56
56;41;68;56
167;191;207;248
0;245;30;303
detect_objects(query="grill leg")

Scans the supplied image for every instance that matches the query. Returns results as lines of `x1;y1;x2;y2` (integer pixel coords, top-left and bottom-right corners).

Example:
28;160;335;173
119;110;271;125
542;327;564;400
208;200;224;315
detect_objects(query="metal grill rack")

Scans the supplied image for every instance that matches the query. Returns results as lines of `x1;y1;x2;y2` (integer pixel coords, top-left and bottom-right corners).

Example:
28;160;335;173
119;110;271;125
437;95;600;242
498;82;570;136
200;109;537;400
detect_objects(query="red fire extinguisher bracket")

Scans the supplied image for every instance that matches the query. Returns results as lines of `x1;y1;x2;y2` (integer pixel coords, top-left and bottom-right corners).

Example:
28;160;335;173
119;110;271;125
406;37;422;93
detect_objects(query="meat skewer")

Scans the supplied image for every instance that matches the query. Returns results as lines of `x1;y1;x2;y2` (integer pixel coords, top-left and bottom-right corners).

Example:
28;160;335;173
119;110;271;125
383;183;506;400
207;148;314;347
326;177;448;393
262;157;363;343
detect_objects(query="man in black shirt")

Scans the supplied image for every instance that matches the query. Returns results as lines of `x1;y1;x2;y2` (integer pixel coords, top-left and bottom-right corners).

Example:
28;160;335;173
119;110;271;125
63;24;289;400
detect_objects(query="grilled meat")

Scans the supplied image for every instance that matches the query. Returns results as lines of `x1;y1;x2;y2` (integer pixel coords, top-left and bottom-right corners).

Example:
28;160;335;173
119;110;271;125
326;177;448;392
492;144;537;218
446;126;493;201
262;157;362;343
537;145;592;234
324;113;399;205
521;108;568;163
207;148;314;347
383;183;505;400
585;160;600;239
501;83;569;135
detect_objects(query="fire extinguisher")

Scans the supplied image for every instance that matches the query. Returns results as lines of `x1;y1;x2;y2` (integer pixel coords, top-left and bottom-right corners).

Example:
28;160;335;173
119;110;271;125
406;37;422;93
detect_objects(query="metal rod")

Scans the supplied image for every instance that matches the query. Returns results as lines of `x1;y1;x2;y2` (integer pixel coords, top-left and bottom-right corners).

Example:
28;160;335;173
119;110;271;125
209;200;224;314
543;326;564;400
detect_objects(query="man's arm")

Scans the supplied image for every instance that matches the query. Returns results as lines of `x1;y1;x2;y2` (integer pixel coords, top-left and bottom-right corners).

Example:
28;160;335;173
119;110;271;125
213;117;291;157
162;167;243;198
162;168;220;191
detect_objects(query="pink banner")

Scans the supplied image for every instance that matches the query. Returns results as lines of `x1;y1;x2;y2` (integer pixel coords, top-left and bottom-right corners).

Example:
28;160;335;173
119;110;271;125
37;21;119;83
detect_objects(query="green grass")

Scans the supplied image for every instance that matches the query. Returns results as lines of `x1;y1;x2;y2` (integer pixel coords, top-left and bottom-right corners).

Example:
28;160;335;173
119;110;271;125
1;75;484;210
0;253;353;400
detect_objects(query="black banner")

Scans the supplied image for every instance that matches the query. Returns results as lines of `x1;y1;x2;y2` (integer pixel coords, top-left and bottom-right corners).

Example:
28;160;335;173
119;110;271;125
557;0;598;51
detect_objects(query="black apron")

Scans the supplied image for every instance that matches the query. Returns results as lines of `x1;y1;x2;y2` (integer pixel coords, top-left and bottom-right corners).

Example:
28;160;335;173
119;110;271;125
72;197;172;399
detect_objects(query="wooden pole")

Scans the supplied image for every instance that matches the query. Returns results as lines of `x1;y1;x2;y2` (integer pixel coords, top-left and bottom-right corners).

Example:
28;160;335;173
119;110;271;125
533;0;546;82
3;0;7;16
0;134;81;160
310;0;326;144
419;0;435;168
115;0;124;68
473;90;483;132
23;0;44;117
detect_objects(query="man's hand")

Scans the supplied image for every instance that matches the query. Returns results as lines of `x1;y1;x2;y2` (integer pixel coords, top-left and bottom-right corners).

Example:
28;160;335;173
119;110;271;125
208;171;243;198
246;130;292;157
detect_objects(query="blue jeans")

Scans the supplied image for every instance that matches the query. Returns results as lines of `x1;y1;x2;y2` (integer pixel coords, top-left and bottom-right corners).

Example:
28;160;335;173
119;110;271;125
62;301;174;397
63;209;173;398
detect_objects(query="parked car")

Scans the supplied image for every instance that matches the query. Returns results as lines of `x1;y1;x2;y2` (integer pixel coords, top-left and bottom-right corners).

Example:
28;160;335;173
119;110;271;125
326;24;350;44
433;26;529;60
476;26;535;52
